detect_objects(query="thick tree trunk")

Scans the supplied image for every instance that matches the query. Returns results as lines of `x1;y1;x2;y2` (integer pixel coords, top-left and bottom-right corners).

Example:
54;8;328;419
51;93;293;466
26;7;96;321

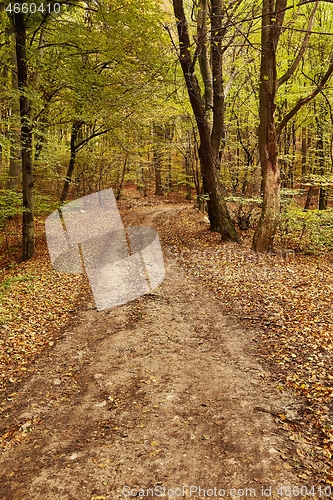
253;167;280;251
172;0;240;242
13;12;34;260
199;140;239;239
252;0;286;252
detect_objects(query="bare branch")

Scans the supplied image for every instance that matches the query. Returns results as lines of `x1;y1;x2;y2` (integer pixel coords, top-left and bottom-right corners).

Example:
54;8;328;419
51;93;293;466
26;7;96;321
76;127;110;151
163;24;179;58
276;58;333;137
277;1;318;89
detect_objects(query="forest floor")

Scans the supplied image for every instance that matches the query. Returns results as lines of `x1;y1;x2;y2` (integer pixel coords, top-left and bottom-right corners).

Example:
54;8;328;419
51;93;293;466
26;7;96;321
0;200;333;499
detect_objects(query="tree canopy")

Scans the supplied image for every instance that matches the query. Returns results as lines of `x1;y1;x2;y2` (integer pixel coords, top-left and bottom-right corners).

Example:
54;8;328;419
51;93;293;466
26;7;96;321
0;0;333;258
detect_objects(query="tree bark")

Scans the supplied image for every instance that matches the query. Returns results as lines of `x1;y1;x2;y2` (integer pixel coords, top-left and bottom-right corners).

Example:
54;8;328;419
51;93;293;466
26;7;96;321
196;0;213;122
33;27;48;162
60;119;83;204
318;187;327;210
301;127;307;179
6;46;22;190
154;154;164;196
316;115;327;210
153;124;164;196
210;0;225;161
165;121;175;190
253;1;332;251
304;185;314;211
172;0;240;242
13;11;34;260
115;155;128;201
252;0;286;252
0;62;9;179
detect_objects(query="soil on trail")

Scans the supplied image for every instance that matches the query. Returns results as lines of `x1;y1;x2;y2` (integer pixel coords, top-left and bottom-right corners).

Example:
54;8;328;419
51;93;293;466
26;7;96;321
0;206;310;499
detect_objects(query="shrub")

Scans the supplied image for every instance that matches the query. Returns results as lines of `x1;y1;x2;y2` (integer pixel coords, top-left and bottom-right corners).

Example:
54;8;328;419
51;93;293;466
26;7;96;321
278;204;333;254
0;190;24;227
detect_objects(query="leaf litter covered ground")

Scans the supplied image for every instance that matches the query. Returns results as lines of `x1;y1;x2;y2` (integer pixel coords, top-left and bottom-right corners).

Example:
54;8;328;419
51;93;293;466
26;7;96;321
0;242;89;399
0;200;332;499
151;203;333;484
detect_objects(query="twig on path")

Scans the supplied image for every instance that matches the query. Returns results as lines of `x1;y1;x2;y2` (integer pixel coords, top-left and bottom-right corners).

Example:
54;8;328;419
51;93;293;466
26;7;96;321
254;406;301;425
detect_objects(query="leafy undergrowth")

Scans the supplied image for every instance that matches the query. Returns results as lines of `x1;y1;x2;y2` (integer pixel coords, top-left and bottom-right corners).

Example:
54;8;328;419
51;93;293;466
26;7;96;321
153;205;333;486
0;225;90;410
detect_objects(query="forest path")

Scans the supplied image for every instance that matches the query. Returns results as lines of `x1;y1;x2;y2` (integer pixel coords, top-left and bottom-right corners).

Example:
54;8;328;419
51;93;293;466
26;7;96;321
0;205;305;499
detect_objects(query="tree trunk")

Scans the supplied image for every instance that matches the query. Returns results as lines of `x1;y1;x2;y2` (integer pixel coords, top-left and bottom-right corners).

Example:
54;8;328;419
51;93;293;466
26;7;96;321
304;185;314;211
0;65;8;180
301;127;307;179
184;154;192;200
318;187;327;210
196;0;213;124
33;27;47;162
190;129;203;208
289;121;296;188
153;124;164;196
165;121;174;190
13;11;34;260
199;139;239;239
316;115;327;210
60;119;83;203
210;0;225;162
115;155;128;200
252;0;286;252
172;0;240;242
34;115;48;162
154;154;164;196
7;47;22;190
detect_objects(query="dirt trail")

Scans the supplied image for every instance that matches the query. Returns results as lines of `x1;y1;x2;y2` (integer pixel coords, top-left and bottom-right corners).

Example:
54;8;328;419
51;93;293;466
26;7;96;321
0;206;307;499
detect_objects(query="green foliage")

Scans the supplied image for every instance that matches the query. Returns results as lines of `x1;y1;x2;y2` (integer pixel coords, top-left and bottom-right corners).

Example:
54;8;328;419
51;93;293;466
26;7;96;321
1;0;333;256
34;193;58;215
0;190;24;227
0;190;56;226
0;273;34;296
197;193;210;201
280;189;304;197
302;174;333;187
280;189;306;205
278;205;333;254
226;195;262;206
